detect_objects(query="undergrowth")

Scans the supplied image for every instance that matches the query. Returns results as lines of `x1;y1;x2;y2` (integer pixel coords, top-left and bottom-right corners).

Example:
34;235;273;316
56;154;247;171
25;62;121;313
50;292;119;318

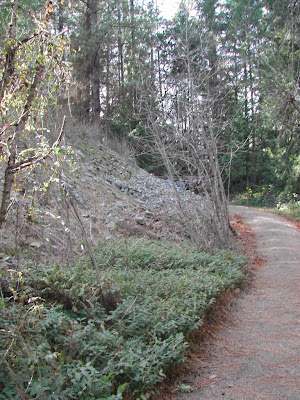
232;188;300;220
267;202;300;221
0;238;247;399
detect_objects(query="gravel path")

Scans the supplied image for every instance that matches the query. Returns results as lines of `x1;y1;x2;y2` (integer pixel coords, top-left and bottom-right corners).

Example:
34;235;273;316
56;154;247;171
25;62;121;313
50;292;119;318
172;206;300;400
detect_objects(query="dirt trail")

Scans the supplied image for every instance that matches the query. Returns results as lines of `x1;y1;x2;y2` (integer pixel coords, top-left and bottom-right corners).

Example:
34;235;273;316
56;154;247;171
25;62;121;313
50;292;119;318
172;205;300;400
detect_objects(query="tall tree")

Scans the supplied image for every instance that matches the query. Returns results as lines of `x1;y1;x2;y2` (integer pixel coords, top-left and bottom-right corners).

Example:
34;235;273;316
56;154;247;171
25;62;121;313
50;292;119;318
133;2;232;248
0;0;70;225
259;0;300;194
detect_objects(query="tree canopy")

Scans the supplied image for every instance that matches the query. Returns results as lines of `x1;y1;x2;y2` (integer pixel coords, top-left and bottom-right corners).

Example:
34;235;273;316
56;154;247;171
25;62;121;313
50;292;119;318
1;0;299;220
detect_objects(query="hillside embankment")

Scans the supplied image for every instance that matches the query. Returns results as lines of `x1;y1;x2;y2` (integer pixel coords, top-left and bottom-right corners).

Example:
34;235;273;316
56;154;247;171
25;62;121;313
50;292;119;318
0;139;211;265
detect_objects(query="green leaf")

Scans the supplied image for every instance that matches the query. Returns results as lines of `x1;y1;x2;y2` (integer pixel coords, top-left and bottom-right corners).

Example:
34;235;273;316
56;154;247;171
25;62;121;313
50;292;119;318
117;382;128;395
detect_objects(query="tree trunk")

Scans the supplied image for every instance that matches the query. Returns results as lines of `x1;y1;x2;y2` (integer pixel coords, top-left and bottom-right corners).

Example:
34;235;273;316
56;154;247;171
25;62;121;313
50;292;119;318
0;0;18;103
129;0;136;108
81;0;100;120
0;149;16;226
105;42;111;131
90;0;100;117
0;63;43;226
118;7;125;105
246;162;250;201
58;0;64;33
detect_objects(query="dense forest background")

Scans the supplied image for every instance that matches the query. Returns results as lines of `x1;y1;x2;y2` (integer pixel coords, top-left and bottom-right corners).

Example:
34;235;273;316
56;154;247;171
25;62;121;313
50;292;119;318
1;0;299;207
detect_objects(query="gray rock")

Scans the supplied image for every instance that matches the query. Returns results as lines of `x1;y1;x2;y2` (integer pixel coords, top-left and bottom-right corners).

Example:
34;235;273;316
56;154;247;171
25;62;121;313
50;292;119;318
115;201;126;208
135;216;146;225
107;221;117;230
73;190;88;209
76;149;84;158
30;241;42;248
114;179;127;190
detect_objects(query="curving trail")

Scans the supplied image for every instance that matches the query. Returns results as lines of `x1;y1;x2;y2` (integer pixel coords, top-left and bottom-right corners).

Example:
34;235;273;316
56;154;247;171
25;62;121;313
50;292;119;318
172;206;300;400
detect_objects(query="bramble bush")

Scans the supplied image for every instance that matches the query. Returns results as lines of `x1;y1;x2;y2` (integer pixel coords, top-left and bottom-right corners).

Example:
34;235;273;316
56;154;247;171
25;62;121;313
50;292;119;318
0;238;246;399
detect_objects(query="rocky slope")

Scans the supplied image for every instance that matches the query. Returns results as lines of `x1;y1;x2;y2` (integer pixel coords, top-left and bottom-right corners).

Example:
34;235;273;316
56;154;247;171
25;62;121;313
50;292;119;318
0;138;207;266
64;141;204;241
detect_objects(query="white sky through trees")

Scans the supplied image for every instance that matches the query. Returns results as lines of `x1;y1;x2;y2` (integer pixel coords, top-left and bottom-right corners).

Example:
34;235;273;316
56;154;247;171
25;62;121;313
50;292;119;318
157;0;180;19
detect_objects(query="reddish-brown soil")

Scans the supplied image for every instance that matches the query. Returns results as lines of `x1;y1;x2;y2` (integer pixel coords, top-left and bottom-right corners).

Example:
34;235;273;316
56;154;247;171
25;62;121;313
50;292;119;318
277;214;300;230
230;212;267;270
171;205;300;400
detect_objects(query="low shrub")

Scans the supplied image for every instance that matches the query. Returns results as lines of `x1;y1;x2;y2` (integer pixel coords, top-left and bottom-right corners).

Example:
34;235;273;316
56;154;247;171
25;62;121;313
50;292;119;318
231;185;277;207
232;187;300;220
0;239;246;399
